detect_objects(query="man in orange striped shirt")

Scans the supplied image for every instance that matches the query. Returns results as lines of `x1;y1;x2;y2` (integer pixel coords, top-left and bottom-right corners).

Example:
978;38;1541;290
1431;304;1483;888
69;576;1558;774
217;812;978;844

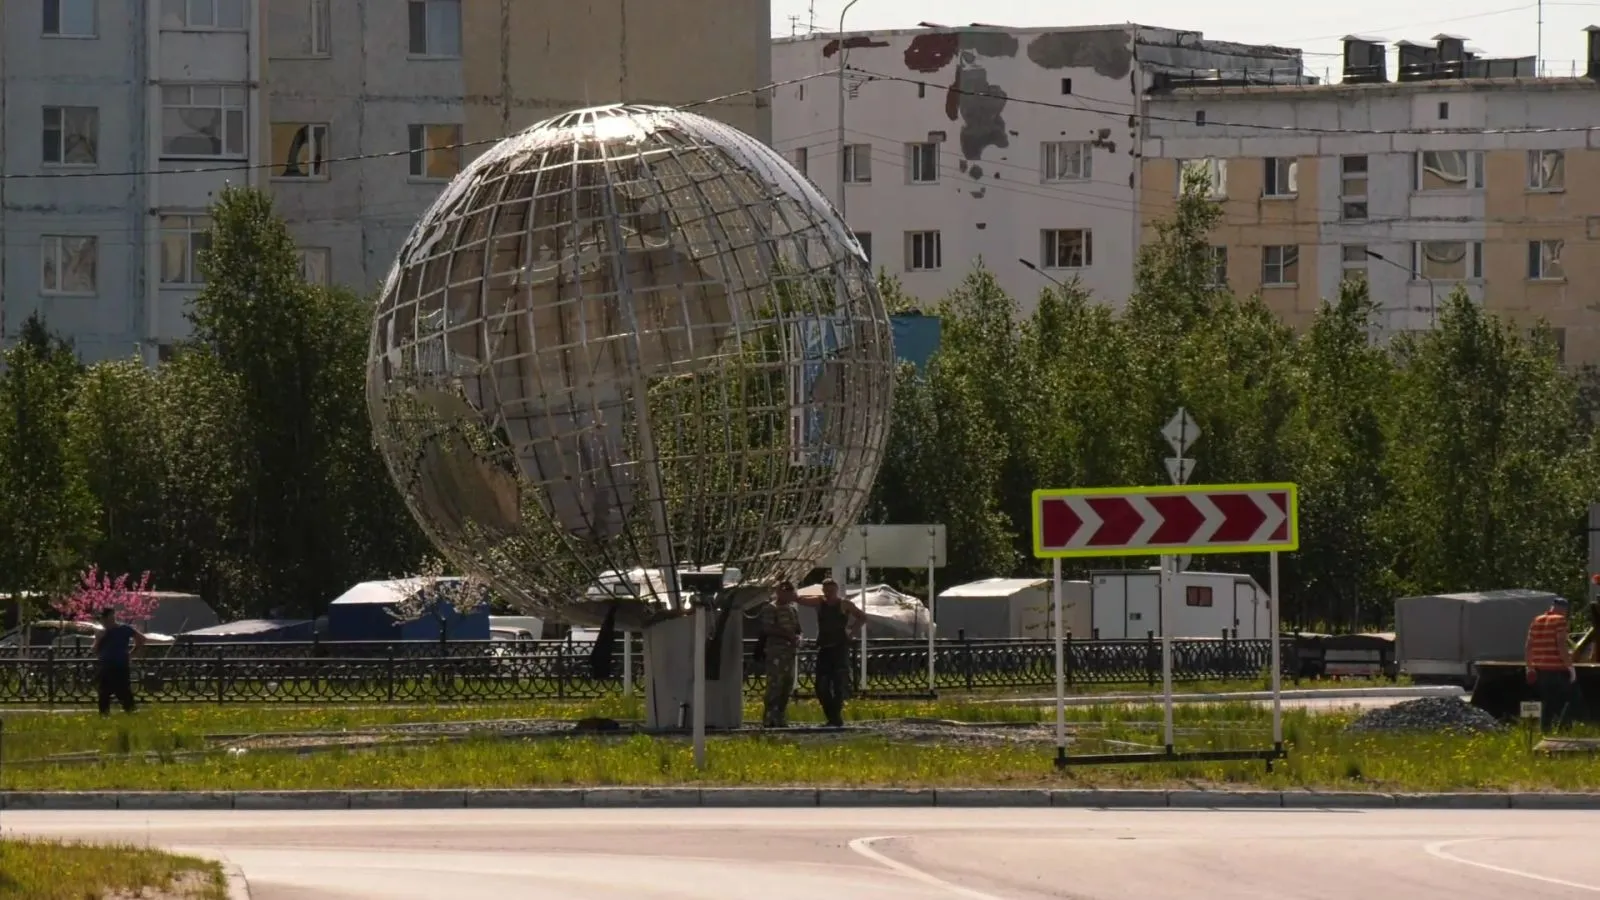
1524;596;1577;731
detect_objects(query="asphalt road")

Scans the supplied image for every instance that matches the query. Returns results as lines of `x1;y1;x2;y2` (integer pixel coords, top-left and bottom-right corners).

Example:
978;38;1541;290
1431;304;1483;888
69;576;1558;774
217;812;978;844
4;807;1598;899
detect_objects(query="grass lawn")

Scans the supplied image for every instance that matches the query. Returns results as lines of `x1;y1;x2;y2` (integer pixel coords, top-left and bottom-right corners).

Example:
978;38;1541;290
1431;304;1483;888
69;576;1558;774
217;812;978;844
0;695;1583;794
0;838;226;900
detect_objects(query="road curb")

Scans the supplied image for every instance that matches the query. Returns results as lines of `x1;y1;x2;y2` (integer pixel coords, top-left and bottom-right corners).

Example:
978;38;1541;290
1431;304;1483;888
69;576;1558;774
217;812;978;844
7;787;1600;810
983;686;1463;706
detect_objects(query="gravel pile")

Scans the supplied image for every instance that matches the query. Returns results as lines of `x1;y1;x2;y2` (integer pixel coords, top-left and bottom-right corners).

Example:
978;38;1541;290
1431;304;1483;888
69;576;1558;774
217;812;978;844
1345;697;1504;734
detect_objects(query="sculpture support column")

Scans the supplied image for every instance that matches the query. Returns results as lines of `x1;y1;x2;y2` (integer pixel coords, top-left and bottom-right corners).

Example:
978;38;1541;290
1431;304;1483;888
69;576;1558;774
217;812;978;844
642;613;745;731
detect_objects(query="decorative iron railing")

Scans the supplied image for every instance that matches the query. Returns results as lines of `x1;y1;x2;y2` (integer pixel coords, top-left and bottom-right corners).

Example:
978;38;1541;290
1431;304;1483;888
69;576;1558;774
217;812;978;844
0;636;1295;705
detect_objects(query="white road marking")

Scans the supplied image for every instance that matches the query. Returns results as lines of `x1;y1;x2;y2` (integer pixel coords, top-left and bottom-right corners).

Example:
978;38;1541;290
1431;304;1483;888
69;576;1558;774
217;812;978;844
1424;839;1600;892
848;836;1006;899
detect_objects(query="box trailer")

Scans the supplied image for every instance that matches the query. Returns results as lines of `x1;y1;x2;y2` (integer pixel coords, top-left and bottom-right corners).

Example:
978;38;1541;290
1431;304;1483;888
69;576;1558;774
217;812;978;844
1089;568;1269;639
1396;589;1556;686
935;578;1091;639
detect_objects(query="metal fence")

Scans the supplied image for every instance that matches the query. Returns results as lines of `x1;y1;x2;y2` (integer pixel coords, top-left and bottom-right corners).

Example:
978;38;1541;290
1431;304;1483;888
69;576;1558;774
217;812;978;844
0;636;1294;705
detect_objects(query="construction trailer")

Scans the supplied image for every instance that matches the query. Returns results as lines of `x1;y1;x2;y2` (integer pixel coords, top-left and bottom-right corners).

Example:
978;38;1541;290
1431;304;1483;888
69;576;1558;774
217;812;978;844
1088;568;1270;640
934;578;1086;640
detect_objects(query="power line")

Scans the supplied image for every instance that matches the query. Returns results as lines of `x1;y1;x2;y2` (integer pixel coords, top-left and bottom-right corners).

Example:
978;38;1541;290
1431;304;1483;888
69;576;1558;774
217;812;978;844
0;71;838;182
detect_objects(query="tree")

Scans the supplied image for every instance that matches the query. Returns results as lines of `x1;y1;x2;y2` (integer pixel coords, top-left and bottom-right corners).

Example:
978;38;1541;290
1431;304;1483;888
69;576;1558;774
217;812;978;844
387;555;492;644
67;359;166;576
51;566;157;626
184;187;428;616
1380;291;1595;599
0;313;98;606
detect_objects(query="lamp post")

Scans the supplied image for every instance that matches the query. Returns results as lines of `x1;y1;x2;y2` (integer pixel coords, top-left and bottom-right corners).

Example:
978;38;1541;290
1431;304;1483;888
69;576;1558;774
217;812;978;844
1019;257;1067;289
1364;249;1437;329
836;0;863;220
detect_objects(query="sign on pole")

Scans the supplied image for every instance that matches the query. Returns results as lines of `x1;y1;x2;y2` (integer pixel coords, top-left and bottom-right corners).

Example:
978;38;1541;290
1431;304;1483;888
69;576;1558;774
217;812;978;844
1162;408;1200;457
1031;483;1299;559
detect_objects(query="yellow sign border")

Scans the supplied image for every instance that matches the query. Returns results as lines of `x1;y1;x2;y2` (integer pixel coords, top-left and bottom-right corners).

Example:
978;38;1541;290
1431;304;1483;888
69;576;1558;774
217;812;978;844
1030;482;1299;559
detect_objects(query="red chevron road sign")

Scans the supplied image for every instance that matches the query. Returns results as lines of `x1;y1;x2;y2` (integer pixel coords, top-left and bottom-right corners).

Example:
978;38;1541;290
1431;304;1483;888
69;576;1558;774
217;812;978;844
1031;483;1298;558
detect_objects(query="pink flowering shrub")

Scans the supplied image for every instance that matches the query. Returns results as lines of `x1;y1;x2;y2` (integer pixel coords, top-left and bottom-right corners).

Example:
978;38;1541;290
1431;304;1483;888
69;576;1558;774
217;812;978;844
51;566;158;627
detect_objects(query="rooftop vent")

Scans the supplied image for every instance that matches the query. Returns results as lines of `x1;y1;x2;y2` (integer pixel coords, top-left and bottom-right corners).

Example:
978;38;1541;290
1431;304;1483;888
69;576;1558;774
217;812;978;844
1341;34;1389;83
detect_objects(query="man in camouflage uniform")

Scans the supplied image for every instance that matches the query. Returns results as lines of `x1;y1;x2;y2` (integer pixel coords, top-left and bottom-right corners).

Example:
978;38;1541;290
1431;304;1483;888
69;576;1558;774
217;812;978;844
760;580;803;727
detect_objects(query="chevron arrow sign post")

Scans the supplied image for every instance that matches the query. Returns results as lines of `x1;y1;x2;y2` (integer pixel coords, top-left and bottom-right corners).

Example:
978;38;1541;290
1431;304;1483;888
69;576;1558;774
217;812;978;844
1030;483;1298;559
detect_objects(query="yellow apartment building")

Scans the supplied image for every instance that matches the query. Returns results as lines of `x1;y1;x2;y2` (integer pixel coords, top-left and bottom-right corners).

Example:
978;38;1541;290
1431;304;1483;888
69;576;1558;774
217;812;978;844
1139;30;1600;365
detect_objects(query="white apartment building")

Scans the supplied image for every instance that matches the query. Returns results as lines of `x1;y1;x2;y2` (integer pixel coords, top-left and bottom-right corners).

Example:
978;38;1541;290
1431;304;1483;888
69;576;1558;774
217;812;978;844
772;24;1306;313
1141;29;1600;363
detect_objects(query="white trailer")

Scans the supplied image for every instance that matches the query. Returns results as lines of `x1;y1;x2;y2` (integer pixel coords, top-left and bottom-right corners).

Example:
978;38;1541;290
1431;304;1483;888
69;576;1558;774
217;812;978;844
1089;568;1268;640
935;578;1092;640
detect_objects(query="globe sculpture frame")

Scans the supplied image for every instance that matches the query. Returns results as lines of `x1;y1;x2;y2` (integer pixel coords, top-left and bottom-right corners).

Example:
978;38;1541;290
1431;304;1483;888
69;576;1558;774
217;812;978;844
366;104;895;726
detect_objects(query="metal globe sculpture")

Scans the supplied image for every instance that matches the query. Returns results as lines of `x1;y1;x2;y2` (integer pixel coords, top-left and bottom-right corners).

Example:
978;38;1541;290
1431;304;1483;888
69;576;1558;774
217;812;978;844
367;104;895;628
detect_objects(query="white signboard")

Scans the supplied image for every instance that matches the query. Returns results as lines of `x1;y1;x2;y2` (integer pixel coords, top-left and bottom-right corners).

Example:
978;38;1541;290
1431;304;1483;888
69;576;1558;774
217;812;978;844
784;524;947;569
1520;700;1543;720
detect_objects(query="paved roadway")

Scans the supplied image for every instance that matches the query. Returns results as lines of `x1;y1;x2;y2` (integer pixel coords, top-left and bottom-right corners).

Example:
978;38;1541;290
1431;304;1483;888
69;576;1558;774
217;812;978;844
5;807;1598;899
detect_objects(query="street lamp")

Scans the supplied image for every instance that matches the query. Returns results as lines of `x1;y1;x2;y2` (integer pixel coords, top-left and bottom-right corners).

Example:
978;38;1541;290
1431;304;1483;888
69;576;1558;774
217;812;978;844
1364;249;1437;329
836;0;864;221
1019;257;1067;289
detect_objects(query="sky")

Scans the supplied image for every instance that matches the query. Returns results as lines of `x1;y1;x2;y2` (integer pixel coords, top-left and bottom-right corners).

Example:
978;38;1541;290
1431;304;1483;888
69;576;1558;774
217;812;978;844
770;0;1600;80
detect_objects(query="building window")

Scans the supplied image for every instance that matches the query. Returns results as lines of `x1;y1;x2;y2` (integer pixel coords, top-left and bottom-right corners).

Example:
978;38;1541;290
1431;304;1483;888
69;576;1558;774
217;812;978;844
42;106;98;166
160;214;213;285
1415;150;1484;191
790;146;808;178
1179;158;1227;198
408;124;462;180
842;144;871;183
908;142;939;184
1536;327;1568;366
407;0;462;57
1341;244;1368;285
161;85;248;159
297;247;331;286
1413;241;1484;280
1041;229;1092;269
1528;150;1565;191
271;123;329;179
1263;157;1298;197
1207;246;1228;287
39;236;98;296
160;0;246;29
1437;101;1449;120
1185;586;1213;608
1262;245;1299;286
1340;155;1368;221
906;231;941;271
43;0;97;37
853;231;872;265
308;0;330;55
1042;141;1091;182
1528;239;1565;281
1060;78;1073;94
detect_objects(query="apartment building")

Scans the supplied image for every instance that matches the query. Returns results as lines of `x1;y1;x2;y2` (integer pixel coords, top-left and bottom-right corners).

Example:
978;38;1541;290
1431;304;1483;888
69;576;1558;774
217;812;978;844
1141;29;1600;364
1;0;770;363
772;24;1306;314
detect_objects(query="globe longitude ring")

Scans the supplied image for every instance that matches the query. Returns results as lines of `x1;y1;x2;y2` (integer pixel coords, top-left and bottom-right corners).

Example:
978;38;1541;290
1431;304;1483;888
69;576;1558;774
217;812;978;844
366;104;896;630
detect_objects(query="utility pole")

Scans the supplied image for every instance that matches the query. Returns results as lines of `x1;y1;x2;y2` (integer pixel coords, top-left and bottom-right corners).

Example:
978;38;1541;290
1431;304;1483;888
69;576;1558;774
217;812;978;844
836;0;863;221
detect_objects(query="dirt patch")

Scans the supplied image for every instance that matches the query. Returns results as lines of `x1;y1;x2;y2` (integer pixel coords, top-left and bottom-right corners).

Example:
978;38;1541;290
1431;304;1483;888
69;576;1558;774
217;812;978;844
103;869;219;900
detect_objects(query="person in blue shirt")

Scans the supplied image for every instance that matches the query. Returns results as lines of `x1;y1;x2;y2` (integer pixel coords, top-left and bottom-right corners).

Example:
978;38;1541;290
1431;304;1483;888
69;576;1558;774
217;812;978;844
91;608;146;716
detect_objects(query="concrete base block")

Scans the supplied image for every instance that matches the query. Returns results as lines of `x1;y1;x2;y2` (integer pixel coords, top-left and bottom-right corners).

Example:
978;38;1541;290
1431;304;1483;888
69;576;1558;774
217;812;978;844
700;788;819;807
1051;789;1168;808
1167;790;1283;808
233;791;350;810
464;789;585;808
348;790;467;809
1509;792;1600;809
583;788;703;807
1394;792;1510;809
118;792;233;811
0;791;120;810
935;789;1052;807
642;614;744;731
819;788;935;807
1281;791;1396;808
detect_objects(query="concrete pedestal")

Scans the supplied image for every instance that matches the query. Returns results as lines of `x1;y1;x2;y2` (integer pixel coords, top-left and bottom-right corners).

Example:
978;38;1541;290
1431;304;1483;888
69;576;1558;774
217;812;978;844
642;612;745;731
